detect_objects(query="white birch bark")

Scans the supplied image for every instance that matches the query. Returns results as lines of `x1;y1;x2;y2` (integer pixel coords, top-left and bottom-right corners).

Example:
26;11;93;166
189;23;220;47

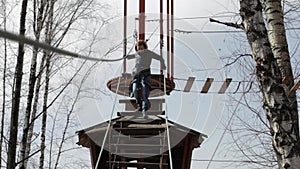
39;0;54;168
239;0;300;168
0;0;7;167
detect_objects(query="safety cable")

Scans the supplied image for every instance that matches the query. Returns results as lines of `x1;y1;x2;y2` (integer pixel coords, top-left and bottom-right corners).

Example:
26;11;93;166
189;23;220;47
95;74;122;169
94;37;136;169
163;70;174;169
134;18;160;43
146;25;160;42
0;29;129;62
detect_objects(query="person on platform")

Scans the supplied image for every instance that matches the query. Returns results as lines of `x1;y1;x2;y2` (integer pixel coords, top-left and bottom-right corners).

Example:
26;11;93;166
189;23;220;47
127;40;166;116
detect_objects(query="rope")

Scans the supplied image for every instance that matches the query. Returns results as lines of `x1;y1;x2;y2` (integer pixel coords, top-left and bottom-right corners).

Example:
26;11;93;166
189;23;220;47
145;25;160;42
94;37;136;169
163;70;174;169
0;29;128;62
95;75;122;168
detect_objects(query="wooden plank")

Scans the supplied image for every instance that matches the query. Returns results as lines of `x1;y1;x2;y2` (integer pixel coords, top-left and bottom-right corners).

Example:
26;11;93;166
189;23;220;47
114;123;171;129
117;111;165;116
218;78;232;94
107;161;168;167
119;99;165;103
201;78;214;93
119;99;165;111
183;77;195;92
290;79;300;92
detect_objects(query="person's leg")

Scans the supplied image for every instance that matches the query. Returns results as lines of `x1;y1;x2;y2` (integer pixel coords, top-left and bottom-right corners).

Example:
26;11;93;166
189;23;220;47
132;81;142;111
141;75;151;112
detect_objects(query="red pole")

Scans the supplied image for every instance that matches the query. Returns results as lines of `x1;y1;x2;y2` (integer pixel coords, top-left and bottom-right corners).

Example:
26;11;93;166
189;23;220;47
160;0;163;74
181;136;190;169
123;0;127;73
171;0;174;81
166;0;170;78
139;0;145;40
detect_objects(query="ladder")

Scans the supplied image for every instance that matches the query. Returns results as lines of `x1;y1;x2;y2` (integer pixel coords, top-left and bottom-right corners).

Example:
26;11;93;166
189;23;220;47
106;98;169;169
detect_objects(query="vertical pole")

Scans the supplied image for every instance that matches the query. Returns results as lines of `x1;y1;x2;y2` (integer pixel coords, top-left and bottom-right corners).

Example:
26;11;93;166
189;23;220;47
160;0;163;75
138;3;145;169
123;0;127;74
181;136;190;169
139;0;145;40
166;0;170;78
171;0;174;81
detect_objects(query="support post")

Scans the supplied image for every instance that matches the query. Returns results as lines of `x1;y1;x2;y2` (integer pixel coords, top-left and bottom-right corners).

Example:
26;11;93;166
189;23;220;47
123;0;127;73
139;0;145;40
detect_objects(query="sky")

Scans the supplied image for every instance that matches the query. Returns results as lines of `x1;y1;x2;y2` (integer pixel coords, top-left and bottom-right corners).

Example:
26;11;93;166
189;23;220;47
74;1;255;169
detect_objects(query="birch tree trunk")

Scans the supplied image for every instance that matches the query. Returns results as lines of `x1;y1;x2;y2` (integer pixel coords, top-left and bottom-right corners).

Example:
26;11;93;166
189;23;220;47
239;0;300;168
39;0;54;168
263;0;295;87
0;0;7;167
39;46;50;169
7;0;28;168
24;48;46;169
19;0;47;168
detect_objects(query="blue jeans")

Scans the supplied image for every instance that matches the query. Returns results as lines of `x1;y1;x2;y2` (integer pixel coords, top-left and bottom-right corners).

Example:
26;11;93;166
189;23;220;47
132;74;150;111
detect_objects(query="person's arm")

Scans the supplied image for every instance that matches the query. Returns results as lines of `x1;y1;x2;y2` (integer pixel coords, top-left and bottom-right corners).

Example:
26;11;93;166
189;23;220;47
147;50;166;70
126;53;135;60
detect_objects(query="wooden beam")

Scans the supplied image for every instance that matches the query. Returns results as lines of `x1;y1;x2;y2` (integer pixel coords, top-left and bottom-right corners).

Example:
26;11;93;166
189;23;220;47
201;78;214;93
119;99;165;103
117;111;165;116
290;79;300;92
183;77;195;92
181;136;189;169
218;78;232;94
119;99;165;111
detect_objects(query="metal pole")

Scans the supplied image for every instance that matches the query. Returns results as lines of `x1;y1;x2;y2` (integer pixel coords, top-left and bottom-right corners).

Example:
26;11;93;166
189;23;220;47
166;0;170;78
139;0;145;40
160;0;163;74
171;0;174;81
123;0;127;73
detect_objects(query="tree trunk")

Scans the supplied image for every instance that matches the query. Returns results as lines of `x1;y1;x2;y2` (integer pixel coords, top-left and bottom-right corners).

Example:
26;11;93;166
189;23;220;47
0;0;7;167
7;0;28;168
239;0;300;168
263;0;294;86
39;48;50;169
19;0;47;168
24;50;46;169
39;0;54;168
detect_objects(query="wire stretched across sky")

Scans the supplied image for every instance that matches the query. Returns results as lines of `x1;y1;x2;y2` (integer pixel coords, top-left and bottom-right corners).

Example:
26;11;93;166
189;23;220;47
174;27;300;34
0;29;128;62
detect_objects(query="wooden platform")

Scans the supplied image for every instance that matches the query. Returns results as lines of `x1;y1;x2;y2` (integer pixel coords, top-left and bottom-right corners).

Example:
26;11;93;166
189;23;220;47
107;73;175;97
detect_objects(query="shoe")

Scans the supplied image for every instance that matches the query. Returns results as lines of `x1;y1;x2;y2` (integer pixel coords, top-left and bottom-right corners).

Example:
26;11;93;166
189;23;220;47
142;110;148;119
135;107;142;112
142;110;146;118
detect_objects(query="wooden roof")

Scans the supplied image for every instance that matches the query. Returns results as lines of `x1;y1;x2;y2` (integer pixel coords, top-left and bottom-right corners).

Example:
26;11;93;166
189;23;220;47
76;115;207;148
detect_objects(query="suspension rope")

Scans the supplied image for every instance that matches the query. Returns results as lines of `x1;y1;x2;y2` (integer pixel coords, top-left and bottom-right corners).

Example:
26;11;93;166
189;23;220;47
95;74;122;168
145;25;160;42
0;29;128;62
163;70;174;169
94;37;136;169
